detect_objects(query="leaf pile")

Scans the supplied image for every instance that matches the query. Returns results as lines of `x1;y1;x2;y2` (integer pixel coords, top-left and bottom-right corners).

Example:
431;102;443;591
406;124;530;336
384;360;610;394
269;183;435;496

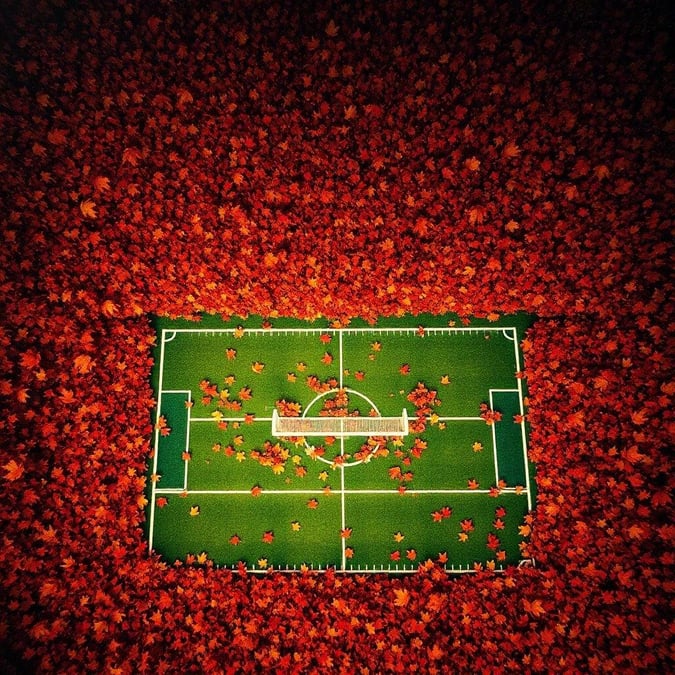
0;0;672;672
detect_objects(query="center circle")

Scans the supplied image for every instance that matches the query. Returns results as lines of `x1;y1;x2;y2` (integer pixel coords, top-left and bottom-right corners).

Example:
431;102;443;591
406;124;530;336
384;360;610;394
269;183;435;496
302;388;382;467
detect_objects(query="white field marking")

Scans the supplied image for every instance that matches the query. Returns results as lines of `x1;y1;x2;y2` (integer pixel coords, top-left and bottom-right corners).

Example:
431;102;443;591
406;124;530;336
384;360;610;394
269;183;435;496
164;331;178;343
190;417;273;422
512;329;533;512
434;416;484;421
340;460;346;572
339;330;344;389
154;487;528;496
239;565;505;575
502;328;516;341
162;326;516;335
184;393;192;491
489;389;500;486
192;415;481;423
148;330;169;554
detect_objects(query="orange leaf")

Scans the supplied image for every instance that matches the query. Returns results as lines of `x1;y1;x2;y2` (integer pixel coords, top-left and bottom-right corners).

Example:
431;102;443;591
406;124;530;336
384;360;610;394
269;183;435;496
502;141;520;158
523;598;546;618
79;199;97;218
73;354;94;374
101;300;118;316
3;460;24;481
93;175;111;192
393;588;410;607
122;147;141;166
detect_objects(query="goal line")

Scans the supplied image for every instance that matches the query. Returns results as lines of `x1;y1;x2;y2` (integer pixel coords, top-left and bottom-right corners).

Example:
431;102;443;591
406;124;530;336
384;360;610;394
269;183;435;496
271;409;409;438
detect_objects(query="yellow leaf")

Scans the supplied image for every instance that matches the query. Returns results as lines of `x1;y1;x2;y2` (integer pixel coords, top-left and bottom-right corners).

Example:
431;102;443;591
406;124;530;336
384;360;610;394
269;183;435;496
393;588;410;607
80;199;97;218
3;460;24;481
190;505;200;517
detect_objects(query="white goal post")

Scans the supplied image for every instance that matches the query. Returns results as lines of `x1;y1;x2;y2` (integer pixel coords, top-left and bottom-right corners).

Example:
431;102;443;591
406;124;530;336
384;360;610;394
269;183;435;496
271;409;409;438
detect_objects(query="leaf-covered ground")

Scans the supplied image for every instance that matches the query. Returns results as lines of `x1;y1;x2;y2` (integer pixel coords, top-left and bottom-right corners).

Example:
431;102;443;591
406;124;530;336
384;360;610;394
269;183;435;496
0;0;672;672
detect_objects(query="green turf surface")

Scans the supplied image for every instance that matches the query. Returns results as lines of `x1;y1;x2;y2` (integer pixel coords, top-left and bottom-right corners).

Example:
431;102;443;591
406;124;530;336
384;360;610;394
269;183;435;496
146;313;536;573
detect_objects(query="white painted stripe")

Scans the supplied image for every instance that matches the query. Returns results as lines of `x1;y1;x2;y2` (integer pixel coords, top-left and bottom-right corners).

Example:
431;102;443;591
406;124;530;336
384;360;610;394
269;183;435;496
512;328;533;512
340;461;346;572
148;330;168;554
184;392;192;491
161;326;519;335
489;389;499;486
238;566;504;575
154;487;529;496
190;416;273;422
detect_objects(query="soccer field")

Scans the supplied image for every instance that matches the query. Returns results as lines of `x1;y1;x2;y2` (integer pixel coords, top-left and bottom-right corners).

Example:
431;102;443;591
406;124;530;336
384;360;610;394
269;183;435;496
146;314;535;573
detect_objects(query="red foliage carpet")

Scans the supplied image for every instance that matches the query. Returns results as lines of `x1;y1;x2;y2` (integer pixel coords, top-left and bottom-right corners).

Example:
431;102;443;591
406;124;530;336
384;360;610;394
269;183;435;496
1;0;673;672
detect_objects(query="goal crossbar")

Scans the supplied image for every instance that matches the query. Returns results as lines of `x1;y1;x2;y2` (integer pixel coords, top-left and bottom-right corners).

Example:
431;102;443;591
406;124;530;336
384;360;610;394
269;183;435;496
272;409;409;438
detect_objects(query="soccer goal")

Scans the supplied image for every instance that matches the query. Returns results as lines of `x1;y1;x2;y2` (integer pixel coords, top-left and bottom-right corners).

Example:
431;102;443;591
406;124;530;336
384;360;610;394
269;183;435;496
271;409;409;438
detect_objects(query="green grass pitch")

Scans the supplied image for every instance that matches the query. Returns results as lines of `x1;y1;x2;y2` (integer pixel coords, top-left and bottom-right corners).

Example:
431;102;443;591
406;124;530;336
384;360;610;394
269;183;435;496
145;314;536;573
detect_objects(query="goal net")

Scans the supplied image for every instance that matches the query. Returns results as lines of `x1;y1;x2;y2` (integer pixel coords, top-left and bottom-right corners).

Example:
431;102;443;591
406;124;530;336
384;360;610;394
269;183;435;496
272;409;409;438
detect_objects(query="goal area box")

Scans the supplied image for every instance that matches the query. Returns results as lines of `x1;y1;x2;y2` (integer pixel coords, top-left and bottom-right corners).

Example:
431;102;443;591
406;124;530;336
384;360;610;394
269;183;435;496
146;313;536;573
